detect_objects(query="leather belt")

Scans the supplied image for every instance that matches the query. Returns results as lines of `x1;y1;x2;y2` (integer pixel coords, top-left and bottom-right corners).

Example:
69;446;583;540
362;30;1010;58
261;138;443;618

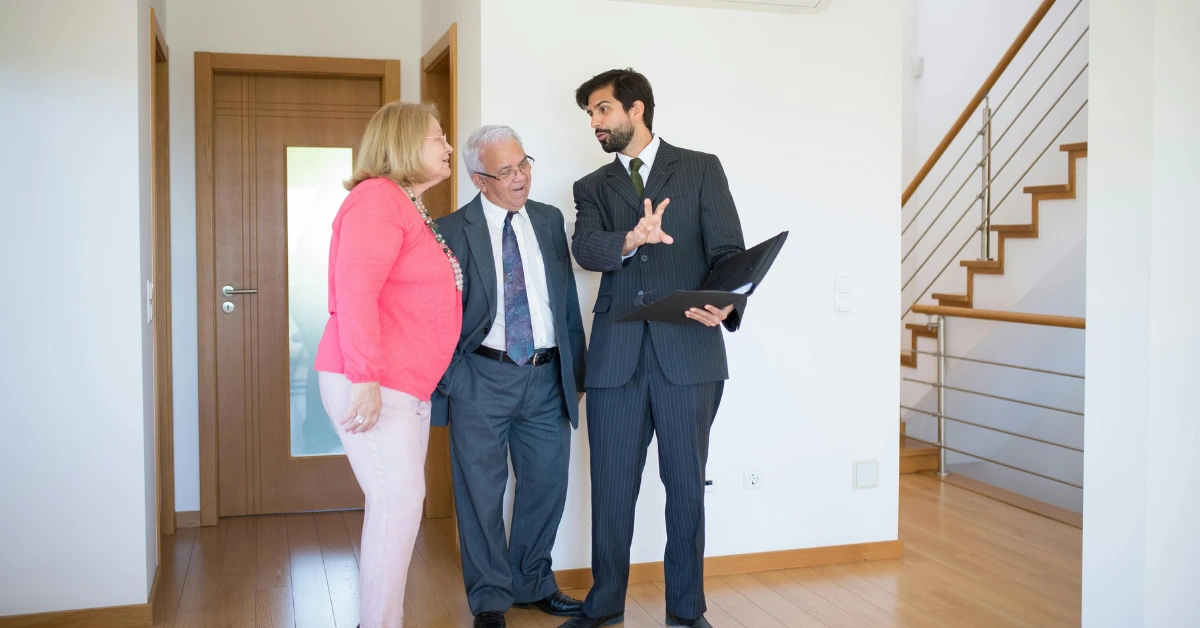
473;345;557;366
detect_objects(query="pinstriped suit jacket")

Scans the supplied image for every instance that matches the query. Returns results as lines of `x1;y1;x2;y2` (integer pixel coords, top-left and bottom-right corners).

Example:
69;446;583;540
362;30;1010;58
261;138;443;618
571;140;746;389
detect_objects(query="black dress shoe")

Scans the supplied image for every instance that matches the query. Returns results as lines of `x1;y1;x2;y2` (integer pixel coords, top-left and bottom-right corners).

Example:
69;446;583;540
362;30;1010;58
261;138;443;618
514;590;584;616
666;612;712;627
474;610;506;628
557;611;624;627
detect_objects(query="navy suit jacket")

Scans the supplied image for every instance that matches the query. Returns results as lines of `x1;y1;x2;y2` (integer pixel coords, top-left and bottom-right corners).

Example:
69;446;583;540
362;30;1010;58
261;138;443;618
431;194;587;427
571;140;746;389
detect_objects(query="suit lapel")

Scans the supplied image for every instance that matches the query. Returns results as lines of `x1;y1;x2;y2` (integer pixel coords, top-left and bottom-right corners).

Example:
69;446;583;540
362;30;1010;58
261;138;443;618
462;195;498;322
642;140;678;202
528;204;563;324
603;158;642;216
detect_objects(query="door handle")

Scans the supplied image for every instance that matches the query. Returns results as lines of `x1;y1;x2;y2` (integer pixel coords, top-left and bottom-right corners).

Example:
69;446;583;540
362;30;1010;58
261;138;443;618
222;285;258;297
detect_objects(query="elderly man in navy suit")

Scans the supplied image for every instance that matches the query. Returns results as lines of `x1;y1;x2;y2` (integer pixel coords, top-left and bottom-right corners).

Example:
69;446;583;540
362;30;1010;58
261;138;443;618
433;126;587;628
562;69;747;628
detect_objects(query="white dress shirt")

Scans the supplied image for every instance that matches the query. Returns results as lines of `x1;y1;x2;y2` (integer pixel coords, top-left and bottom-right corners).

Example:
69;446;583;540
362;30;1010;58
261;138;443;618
618;133;661;180
479;194;557;351
618;135;662;260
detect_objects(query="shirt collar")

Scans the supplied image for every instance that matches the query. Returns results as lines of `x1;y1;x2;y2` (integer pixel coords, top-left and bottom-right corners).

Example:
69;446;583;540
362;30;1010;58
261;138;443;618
480;192;527;226
617;134;661;174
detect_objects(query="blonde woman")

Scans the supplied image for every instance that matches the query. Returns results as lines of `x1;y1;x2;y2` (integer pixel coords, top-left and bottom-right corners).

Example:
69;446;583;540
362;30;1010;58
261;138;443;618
314;101;463;628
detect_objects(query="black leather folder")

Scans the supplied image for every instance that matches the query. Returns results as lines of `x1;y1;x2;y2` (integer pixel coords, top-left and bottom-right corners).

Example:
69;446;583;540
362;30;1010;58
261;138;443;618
616;231;789;324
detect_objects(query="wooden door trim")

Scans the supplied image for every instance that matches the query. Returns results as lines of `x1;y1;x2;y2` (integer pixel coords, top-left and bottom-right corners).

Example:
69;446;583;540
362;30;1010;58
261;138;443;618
195;52;401;526
422;23;455;73
422;23;457;215
420;23;459;519
150;7;174;542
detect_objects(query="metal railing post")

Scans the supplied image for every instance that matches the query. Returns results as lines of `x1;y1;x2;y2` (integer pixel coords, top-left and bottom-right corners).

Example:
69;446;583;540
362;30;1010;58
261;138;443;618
980;94;993;260
932;316;950;476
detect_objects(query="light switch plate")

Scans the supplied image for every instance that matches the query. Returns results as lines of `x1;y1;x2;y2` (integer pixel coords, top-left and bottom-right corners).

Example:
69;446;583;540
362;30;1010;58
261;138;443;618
836;294;854;314
836;274;854;293
146;280;154;323
854;459;879;489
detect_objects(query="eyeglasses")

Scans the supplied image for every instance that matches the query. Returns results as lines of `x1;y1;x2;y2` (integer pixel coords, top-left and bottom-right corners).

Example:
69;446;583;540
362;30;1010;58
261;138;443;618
424;133;450;148
476;156;535;182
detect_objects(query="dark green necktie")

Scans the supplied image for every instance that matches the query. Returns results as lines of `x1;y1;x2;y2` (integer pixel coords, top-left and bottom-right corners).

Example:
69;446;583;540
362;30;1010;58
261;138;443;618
629;157;645;198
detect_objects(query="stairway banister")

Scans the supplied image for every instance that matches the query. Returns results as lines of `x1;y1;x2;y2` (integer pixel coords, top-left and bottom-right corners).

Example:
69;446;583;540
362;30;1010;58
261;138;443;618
901;0;1060;206
911;304;1084;329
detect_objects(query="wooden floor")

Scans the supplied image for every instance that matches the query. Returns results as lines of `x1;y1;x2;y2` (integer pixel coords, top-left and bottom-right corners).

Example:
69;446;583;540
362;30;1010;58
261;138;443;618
153;474;1081;627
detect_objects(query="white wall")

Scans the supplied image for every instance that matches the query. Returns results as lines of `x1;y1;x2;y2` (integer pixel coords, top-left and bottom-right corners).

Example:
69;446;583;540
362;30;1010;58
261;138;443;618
1084;0;1200;625
167;0;425;511
479;0;901;567
900;0;920;185
0;0;156;615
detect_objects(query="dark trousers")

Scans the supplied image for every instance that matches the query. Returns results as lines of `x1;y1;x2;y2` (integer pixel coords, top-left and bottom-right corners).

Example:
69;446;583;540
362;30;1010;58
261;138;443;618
582;329;723;619
449;350;571;614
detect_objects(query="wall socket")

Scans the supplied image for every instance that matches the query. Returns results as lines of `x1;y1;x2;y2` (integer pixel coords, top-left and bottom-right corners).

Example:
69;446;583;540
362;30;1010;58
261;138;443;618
743;470;763;490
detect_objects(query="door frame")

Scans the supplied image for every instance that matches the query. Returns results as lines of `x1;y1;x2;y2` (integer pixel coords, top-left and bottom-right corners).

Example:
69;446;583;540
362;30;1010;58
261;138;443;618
420;23;459;215
194;52;401;526
420;23;459;519
150;6;174;542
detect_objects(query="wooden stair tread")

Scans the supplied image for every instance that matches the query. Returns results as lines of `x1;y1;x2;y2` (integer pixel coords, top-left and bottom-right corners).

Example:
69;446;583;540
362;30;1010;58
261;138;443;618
932;292;971;304
1060;141;1088;152
1024;183;1071;194
901;437;938;456
990;223;1035;233
904;323;938;337
961;259;1002;269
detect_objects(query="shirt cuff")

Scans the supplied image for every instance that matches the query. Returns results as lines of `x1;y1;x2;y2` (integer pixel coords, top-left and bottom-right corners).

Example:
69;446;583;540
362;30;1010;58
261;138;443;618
621;247;639;261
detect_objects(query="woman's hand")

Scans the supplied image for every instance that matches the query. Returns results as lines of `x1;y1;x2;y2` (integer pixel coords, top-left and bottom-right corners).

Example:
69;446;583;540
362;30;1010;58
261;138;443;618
342;382;383;434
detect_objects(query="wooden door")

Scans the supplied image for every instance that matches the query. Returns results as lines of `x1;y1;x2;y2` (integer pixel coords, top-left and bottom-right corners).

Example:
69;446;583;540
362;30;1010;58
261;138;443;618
212;72;379;516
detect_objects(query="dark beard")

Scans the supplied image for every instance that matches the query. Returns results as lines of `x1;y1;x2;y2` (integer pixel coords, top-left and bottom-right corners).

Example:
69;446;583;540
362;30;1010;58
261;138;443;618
599;123;634;153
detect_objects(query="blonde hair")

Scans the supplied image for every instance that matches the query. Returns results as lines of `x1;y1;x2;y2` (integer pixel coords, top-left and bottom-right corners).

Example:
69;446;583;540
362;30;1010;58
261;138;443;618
345;100;440;191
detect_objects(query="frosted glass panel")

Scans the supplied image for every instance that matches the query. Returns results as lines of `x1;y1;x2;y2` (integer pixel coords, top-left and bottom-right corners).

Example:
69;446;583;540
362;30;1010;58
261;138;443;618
287;147;352;457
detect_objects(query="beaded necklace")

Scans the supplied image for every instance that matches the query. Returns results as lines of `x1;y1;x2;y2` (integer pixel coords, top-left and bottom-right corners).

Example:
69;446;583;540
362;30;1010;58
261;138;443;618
405;187;464;291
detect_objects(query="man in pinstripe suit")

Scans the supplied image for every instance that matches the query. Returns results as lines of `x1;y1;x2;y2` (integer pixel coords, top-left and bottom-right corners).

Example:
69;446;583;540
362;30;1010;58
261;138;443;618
561;69;746;628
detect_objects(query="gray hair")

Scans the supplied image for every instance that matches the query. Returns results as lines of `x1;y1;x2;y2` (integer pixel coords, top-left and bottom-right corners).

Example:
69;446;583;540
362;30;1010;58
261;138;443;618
464;125;524;175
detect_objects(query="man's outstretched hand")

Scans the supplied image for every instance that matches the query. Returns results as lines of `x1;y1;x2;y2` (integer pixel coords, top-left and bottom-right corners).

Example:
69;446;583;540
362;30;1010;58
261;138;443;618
623;198;674;255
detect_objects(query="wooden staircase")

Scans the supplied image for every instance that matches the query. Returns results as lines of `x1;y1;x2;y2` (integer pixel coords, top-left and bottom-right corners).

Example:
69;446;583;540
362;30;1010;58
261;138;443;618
900;420;939;474
900;142;1087;370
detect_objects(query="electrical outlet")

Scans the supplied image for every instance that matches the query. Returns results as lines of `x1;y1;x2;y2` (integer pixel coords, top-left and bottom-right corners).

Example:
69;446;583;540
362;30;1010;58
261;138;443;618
705;473;716;493
743;469;763;490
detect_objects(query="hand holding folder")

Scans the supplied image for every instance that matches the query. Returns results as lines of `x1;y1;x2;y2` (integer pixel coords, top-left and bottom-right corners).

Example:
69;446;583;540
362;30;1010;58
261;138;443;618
616;231;789;325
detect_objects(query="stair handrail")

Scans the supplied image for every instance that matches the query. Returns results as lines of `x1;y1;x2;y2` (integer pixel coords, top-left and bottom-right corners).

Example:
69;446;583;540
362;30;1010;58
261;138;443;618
901;0;1059;207
911;304;1083;329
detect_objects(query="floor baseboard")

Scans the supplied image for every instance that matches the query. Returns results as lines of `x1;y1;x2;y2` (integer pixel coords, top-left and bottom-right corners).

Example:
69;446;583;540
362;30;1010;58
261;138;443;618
0;567;158;628
554;539;904;589
175;510;201;529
